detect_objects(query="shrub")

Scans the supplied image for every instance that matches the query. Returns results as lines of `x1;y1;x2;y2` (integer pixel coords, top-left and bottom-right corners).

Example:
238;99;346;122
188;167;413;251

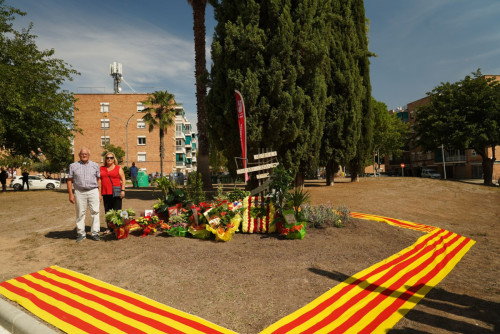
301;203;347;228
185;172;205;204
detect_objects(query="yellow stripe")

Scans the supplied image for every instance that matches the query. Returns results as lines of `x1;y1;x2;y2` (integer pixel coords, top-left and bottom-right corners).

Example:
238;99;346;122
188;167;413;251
7;279;121;334
344;233;466;333
46;266;236;334
370;237;475;333
0;284;89;334
22;274;153;334
300;232;458;333
261;229;453;333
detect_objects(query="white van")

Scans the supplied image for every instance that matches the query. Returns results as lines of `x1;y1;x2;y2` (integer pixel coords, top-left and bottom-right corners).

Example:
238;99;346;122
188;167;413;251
421;169;441;179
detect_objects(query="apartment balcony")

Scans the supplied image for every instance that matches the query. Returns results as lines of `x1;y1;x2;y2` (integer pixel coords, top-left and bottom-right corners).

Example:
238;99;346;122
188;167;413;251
434;149;466;164
175;131;185;139
176;146;186;154
186;151;192;158
185;163;192;169
191;155;197;162
176;161;185;167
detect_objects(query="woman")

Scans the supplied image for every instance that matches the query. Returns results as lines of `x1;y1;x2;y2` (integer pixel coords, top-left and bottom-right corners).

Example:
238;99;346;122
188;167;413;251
100;152;126;234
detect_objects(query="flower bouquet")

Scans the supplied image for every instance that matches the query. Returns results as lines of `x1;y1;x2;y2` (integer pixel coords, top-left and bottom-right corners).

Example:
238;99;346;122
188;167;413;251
204;200;243;242
279;210;306;240
136;215;160;237
187;202;213;239
164;214;188;237
105;209;136;239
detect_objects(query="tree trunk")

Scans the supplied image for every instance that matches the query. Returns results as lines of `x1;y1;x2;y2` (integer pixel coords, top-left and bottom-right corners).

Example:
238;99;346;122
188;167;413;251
191;0;213;191
159;129;164;177
325;159;335;186
295;172;305;188
351;172;359;182
482;157;494;185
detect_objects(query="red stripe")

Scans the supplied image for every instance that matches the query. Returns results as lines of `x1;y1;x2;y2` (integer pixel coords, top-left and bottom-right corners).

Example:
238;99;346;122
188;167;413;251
253;197;258;233
0;281;107;334
358;236;472;333
31;273;184;334
271;229;450;333
260;195;264;232
16;276;147;334
46;268;225;334
247;196;252;233
321;234;463;333
266;196;271;233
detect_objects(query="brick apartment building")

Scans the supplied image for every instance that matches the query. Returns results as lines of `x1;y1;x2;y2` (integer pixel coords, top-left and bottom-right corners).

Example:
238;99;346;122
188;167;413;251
385;94;500;181
73;93;197;175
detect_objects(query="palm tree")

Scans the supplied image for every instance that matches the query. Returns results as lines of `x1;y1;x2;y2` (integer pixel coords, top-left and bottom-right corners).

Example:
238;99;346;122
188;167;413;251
187;0;212;190
142;91;178;177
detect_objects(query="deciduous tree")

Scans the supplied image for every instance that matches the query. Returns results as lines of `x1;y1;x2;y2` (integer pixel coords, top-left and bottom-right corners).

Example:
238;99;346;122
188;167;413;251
0;1;79;157
416;70;500;185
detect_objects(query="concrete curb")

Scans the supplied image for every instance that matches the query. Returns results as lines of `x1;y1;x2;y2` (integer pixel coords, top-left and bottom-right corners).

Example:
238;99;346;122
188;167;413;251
0;298;57;334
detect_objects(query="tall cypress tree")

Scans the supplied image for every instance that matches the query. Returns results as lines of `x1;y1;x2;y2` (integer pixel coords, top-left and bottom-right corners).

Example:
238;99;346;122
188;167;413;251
347;0;373;181
320;0;363;185
207;0;328;186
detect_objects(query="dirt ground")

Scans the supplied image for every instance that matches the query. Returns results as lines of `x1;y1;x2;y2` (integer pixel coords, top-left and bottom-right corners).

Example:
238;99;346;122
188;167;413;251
0;177;499;333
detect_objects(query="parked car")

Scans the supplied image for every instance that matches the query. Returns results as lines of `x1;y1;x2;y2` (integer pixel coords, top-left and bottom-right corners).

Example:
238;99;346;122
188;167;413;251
421;169;441;179
10;175;61;190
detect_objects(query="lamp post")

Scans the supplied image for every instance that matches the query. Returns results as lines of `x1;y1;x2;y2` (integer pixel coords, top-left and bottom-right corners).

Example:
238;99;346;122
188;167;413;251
108;112;135;167
441;144;447;180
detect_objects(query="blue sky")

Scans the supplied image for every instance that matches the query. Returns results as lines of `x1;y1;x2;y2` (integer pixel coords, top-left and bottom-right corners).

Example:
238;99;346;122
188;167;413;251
8;0;500;131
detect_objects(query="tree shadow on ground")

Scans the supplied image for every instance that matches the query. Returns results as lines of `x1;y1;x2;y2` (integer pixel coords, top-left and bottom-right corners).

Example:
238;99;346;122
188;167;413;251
309;268;499;333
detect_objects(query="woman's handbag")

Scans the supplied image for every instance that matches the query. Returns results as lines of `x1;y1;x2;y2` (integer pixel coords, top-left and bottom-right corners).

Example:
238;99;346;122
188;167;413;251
108;175;122;197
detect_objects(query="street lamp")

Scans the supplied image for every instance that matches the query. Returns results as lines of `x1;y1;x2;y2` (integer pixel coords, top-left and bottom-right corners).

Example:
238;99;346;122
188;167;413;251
108;112;135;167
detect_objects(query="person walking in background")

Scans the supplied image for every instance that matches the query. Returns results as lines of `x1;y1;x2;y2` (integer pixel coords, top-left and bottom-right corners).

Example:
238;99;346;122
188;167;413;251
129;162;139;188
0;167;7;192
100;152;126;235
21;170;29;191
67;147;101;242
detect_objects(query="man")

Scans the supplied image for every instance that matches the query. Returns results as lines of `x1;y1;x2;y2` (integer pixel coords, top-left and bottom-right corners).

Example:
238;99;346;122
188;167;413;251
21;170;29;191
67;147;102;242
129;162;139;188
0;167;7;192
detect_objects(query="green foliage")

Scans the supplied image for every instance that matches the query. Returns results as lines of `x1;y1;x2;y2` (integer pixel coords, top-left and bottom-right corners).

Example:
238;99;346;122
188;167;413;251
213;184;228;201
0;154;33;169
0;1;79;157
226;188;250;202
372;98;410;158
122;166;130;179
268;164;293;213
101;144;125;164
154;176;187;207
285;187;310;218
105;209;136;227
301;203;350;228
416;70;500;185
206;0;329;184
185;172;206;204
142;91;178;176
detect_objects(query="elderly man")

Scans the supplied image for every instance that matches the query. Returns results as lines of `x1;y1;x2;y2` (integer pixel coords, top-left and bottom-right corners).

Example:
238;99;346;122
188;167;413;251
67;147;102;242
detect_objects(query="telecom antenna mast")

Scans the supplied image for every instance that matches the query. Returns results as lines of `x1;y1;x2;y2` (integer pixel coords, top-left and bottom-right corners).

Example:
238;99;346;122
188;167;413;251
110;62;123;93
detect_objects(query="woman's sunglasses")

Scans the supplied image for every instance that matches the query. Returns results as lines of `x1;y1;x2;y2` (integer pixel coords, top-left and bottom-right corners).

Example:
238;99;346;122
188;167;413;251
106;157;114;160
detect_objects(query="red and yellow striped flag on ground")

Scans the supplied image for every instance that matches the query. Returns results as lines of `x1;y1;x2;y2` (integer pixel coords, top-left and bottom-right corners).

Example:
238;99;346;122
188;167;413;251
0;266;236;334
0;213;474;334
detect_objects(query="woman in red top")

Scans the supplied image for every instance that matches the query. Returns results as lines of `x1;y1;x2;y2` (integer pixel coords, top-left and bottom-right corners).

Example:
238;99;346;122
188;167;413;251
100;152;126;234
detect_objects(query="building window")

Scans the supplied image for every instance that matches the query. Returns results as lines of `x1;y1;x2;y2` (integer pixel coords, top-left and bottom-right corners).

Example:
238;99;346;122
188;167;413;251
137;136;146;145
101;119;110;129
176;124;183;137
427;151;432;160
137;103;145;113
100;102;109;113
137;119;146;129
471;149;477;156
138;152;146;162
101;136;110;147
417;152;423;161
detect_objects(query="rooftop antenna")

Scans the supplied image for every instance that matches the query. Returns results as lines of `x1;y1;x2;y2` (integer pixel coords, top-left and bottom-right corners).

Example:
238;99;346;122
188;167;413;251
110;62;123;93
